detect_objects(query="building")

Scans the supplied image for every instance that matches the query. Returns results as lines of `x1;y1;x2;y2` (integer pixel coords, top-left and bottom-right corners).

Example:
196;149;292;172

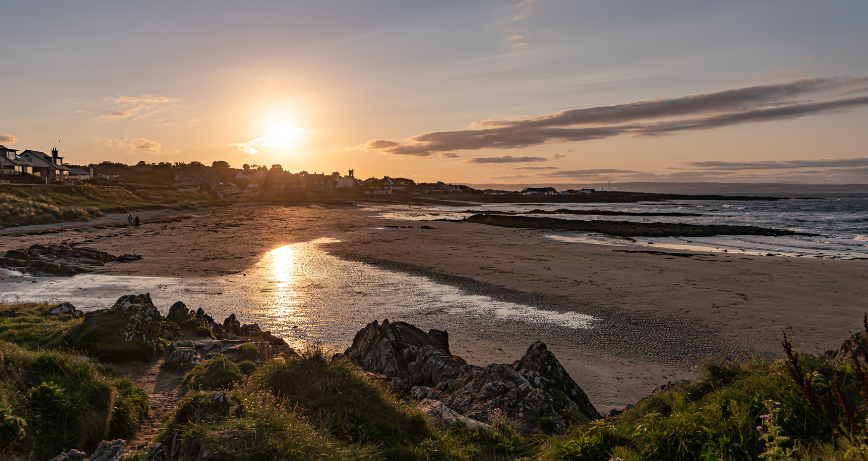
0;146;36;182
522;187;557;195
18;148;70;181
66;166;93;180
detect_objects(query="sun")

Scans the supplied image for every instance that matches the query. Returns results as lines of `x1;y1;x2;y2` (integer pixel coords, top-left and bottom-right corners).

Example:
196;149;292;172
267;124;305;147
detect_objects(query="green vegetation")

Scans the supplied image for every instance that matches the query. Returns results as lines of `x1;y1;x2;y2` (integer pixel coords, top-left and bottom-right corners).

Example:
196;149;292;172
0;341;148;458
0;301;80;348
235;342;259;362
54;308;158;363
0;184;228;229
183;355;243;393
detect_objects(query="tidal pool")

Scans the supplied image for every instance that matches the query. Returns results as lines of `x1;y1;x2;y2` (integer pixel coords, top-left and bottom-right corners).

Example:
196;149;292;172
0;238;597;351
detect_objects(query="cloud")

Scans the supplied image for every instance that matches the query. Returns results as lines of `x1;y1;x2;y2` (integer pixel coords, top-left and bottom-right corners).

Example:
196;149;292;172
363;76;868;156
543;169;640;177
113;95;175;103
229;135;268;155
550;153;565;159
686;158;868;170
71;110;88;114
439;152;460;159
466;155;549;164
515;166;559;170
0;134;18;144
127;138;161;154
100;94;175;120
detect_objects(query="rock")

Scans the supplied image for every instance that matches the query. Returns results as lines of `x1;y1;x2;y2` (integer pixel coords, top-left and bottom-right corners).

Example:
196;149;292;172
138;443;167;461
511;341;601;420
116;254;143;262
167;301;192;324
52;449;86;461
88;439;125;461
113;294;162;348
166;346;203;370
0;244;127;277
417;398;492;430
49;301;80;316
223;314;242;336
344;320;469;391
347;321;601;434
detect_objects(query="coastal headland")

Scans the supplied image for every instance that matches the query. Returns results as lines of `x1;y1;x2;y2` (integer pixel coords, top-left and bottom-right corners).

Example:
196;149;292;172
2;202;866;412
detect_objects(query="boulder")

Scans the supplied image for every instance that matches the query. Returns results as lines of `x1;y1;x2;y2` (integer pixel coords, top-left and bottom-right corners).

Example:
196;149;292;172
166;346;203;370
50;301;80;317
113;294;162;348
511;341;601;420
417;398;492;430
138;443;167;461
223;314;242;336
344;320;469;391
346;320;601;434
52;449;86;461
167;301;192;324
88;439;125;461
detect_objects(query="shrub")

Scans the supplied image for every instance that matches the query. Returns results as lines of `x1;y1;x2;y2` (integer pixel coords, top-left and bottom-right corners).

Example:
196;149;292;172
237;360;257;375
236;342;259;362
0;341;148;458
183;355;243;392
53;308;157;363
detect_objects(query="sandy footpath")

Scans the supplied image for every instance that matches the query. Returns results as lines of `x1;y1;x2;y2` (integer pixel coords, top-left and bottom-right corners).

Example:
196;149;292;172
1;203;865;411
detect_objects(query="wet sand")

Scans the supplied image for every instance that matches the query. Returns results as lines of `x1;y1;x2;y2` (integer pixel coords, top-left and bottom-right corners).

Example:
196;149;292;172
1;203;866;412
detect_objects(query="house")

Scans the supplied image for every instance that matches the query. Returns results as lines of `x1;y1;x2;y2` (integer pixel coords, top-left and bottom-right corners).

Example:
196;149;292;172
0;146;36;181
364;177;395;194
522;187;557;195
66;166;93;180
305;172;336;193
335;169;362;189
579;188;595;195
18;148;70;181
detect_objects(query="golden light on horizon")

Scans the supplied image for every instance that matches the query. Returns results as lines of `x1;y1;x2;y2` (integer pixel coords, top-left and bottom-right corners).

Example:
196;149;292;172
265;124;305;148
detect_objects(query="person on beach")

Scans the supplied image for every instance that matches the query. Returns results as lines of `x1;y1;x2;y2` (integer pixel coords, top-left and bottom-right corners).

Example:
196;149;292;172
127;214;133;227
134;216;140;229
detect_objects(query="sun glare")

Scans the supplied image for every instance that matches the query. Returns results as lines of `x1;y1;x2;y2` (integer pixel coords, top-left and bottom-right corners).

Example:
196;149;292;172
267;124;305;147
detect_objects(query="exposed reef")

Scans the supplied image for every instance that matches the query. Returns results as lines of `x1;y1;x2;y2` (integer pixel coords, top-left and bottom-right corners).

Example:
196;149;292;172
464;213;810;238
0;243;141;276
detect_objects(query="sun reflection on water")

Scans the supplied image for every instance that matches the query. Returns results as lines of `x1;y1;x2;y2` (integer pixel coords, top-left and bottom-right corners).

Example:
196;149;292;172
258;243;307;331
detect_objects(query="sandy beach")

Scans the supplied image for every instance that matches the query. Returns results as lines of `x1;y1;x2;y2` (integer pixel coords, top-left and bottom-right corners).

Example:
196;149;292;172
2;203;866;412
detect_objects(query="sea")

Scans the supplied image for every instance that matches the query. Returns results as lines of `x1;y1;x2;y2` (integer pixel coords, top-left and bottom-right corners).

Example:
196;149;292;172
372;194;868;260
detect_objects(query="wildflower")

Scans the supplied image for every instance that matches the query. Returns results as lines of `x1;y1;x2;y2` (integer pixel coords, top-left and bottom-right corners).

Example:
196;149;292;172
774;402;781;407
757;426;763;432
760;415;770;421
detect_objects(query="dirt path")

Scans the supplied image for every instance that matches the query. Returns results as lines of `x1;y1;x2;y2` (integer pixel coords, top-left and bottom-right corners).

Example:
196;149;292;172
116;357;185;448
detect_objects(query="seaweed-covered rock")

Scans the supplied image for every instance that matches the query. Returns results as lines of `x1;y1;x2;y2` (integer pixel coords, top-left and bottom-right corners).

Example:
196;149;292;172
0;244;141;277
50;301;81;317
167;301;192;324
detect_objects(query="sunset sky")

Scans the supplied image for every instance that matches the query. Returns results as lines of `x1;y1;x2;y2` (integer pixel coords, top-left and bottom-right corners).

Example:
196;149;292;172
2;1;868;184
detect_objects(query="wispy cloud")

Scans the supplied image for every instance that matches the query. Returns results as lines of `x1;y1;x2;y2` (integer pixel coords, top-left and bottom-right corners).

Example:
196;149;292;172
0;134;18;144
127;138;161;154
515;166;559;170
363;76;868;157
100;94;176;120
466;155;549;164
543;169;640;177
229;136;269;155
439;152;460;159
686;158;868;170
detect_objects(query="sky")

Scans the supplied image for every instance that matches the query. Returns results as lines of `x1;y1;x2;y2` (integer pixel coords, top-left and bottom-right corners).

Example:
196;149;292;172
2;1;868;184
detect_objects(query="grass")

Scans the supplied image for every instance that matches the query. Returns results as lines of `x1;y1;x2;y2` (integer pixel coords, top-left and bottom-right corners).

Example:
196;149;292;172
0;301;81;349
0;341;149;459
183;355;243;393
52;307;158;363
0;184;228;229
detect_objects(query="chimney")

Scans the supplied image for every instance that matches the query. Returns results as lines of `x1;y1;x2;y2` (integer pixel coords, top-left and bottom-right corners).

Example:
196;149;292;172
51;148;59;165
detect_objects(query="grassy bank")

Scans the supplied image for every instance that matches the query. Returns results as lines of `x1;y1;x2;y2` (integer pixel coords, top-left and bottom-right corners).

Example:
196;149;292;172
2;299;866;460
0;184;229;229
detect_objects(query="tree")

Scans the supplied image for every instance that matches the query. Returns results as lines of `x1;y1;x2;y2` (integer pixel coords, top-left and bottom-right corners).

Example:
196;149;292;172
243;164;250;170
271;164;283;172
212;160;231;170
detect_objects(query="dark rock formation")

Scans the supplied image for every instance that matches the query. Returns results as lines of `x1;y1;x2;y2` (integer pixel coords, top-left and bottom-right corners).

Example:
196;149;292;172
464;214;809;238
166;346;203;370
346;320;601;433
0;244;142;276
345;320;470;390
50;301;81;317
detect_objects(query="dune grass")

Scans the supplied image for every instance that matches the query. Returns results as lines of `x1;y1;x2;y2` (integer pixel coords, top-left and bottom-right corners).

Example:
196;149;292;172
0;341;149;458
0;184;228;229
0;301;81;349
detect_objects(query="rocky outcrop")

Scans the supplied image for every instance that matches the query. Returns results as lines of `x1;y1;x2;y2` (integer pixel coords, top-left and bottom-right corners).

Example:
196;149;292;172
50;301;81;317
113;294;163;348
0;244;142;276
346;320;601;434
344;320;470;391
53;439;126;461
166;346;203;370
417;398;492;430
